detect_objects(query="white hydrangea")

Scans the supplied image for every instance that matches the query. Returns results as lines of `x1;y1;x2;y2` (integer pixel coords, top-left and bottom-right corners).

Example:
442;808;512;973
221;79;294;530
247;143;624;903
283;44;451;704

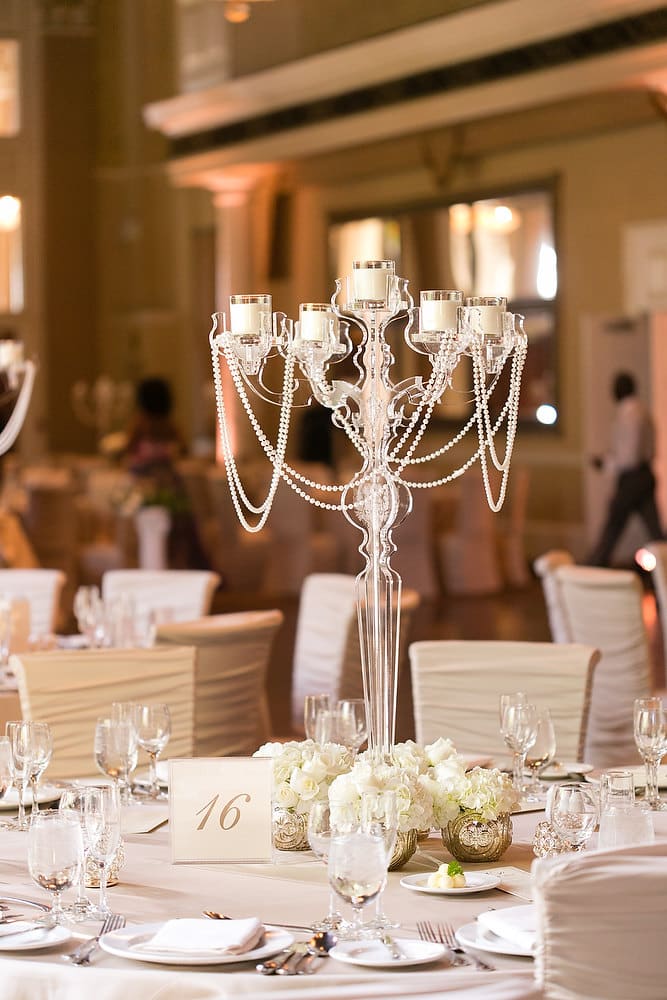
329;756;434;833
253;739;353;813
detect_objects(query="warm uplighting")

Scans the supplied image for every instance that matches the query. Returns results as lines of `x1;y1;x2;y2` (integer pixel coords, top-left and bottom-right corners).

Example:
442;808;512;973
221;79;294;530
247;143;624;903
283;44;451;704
224;2;250;22
0;195;20;232
537;243;558;300
536;404;558;426
635;547;657;572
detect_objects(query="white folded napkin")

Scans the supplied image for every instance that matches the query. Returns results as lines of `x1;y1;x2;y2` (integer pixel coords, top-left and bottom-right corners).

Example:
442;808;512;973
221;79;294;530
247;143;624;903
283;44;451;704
477;904;537;954
132;917;264;955
0;921;44;939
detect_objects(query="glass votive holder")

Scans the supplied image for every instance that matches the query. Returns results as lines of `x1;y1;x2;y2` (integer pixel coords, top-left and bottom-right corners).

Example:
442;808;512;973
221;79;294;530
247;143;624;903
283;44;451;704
419;290;462;334
228;294;272;337
351;260;395;309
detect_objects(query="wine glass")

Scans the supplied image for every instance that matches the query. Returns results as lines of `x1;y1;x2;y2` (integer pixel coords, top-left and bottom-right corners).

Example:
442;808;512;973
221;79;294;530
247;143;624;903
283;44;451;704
633;697;667;811
360;789;398;934
0;736;14;829
500;700;537;795
28;721;52;816
27;809;83;927
83;783;121;918
499;691;526;726
134;703;171;799
328;828;387;940
94;716;137;805
304;694;330;740
524;708;556;800
6;720;36;831
307;801;342;931
59;786;95;920
337;699;367;755
314;708;337;744
548;781;598;851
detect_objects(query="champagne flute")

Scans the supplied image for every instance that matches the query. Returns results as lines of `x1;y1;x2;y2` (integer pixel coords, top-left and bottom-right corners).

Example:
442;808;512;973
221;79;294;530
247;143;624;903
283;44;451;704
500;700;537;795
360;789;398;934
633;697;667;811
328;828;387;940
28;810;83;927
28;721;52;816
6;720;36;831
59;786;95;920
524;708;556;800
83;783;121;918
548;781;598;851
95;716;137;805
304;694;330;740
307;801;342;931
0;736;14;829
337;699;367;755
134;703;171;800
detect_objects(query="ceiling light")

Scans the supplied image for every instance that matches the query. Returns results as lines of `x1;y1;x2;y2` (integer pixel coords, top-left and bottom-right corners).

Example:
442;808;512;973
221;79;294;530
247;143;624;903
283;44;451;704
224;2;251;22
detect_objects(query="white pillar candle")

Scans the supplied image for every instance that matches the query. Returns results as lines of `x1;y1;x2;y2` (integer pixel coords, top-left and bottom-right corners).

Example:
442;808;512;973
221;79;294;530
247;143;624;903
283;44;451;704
298;303;334;342
352;260;394;304
477;305;503;335
229;294;271;336
420;291;461;332
0;341;22;368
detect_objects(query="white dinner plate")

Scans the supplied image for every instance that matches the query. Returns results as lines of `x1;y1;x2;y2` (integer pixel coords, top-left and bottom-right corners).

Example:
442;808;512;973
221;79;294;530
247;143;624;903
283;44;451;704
0;923;71;951
540;762;593;780
99;923;293;966
0;785;62;811
400;871;501;895
455;921;533;958
329;938;446;968
55;634;88;650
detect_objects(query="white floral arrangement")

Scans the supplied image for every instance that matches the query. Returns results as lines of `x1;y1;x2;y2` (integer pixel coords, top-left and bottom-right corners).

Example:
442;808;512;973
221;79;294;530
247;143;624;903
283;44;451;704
422;754;519;827
328;753;434;833
253;739;353;814
391;736;460;775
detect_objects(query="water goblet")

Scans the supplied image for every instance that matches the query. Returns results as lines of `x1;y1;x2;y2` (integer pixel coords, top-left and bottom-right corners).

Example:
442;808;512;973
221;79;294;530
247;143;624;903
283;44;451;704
304;694;330;741
28;809;83;927
28;721;53;816
0;735;14;829
95;716;138;805
548;781;598;851
59;786;95;920
134;703;171;800
360;789;398;934
524;708;556;800
337;699;367;755
499;691;526;726
500;700;537;795
307;801;342;932
314;708;337;745
6;720;36;831
633;697;667;811
328;828;387;940
83;783;121;918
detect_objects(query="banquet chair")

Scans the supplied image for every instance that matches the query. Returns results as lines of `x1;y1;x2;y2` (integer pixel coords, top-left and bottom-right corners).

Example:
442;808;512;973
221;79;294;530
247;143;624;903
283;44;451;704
260;479;339;595
10;645;195;780
533;840;667;999
644;540;667;675
0;568;66;639
533;549;575;642
554;564;651;767
438;468;503;595
291;573;420;733
101;569;220;641
154;609;283;756
409;640;599;760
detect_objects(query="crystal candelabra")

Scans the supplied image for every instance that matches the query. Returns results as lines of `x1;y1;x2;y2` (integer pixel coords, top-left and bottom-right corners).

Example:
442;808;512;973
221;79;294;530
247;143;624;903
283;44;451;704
0;340;36;454
71;375;133;440
210;260;527;757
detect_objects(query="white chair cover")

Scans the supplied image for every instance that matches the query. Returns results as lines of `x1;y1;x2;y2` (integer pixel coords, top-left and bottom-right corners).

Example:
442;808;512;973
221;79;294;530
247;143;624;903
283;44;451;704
0;568;65;638
11;645;195;779
155;610;283;756
533;550;575;643
409;639;599;760
646;541;667;677
134;506;171;570
533;840;667;999
101;569;220;639
555;565;651;767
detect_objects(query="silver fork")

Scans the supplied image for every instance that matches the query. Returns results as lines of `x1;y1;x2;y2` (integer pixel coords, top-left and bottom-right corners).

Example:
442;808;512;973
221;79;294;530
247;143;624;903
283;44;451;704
417;920;494;971
62;913;126;965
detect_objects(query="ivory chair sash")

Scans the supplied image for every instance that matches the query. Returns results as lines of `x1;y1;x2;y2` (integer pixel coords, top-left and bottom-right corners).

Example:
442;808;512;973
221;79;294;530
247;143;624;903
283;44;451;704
155;610;283;756
11;645;195;779
533;841;667;999
533;549;575;643
554;565;651;767
101;569;220;638
409;640;599;760
0;568;65;638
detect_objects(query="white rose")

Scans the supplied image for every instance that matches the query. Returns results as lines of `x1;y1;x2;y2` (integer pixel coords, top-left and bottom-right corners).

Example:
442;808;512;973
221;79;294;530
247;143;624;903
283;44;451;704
289;769;319;801
274;781;299;810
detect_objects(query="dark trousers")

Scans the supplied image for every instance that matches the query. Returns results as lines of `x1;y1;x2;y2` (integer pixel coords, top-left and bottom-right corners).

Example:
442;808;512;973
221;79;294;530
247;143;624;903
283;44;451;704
589;463;664;567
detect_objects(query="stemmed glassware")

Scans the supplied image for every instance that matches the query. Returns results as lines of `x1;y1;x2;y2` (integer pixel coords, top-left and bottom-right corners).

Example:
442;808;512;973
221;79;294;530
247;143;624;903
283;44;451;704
0;735;13;828
307;800;342;931
500;697;537;795
83;783;121;918
548;781;598;851
633;696;667;811
337;699;367;755
328;823;388;941
59;786;96;920
304;694;330;741
524;708;556;801
360;789;398;935
27;809;83;927
6;720;36;831
28;722;52;816
73;586;107;647
95;715;138;805
134;703;171;800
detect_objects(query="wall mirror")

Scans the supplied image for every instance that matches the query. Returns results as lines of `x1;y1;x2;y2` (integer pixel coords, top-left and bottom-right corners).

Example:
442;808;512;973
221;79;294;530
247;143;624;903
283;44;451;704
328;182;558;429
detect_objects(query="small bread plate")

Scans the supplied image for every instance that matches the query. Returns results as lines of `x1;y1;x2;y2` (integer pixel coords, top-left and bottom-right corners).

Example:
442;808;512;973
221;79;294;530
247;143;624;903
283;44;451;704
540;762;593;780
99;923;293;966
400;871;501;895
0;785;62;811
329;938;446;968
586;764;667;791
455;921;533;958
0;923;71;951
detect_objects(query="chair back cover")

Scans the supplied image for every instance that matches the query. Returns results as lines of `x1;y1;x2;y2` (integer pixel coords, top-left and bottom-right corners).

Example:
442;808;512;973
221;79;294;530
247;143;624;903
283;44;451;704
409;639;599;760
0;568;65;638
102;569;219;640
646;541;667;670
11;645;195;779
533;549;575;642
533;840;667;999
155;610;283;756
555;565;651;766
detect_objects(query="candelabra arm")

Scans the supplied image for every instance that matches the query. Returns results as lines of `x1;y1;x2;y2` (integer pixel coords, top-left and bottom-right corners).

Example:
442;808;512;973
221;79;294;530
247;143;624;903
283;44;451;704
0;361;36;455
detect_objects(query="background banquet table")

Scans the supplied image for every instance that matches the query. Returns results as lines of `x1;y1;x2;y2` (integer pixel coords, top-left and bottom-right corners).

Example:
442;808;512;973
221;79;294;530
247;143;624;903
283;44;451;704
0;810;553;1000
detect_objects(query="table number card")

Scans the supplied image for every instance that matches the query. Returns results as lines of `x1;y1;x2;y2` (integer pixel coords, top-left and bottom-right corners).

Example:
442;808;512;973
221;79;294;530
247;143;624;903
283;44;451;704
169;757;273;864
